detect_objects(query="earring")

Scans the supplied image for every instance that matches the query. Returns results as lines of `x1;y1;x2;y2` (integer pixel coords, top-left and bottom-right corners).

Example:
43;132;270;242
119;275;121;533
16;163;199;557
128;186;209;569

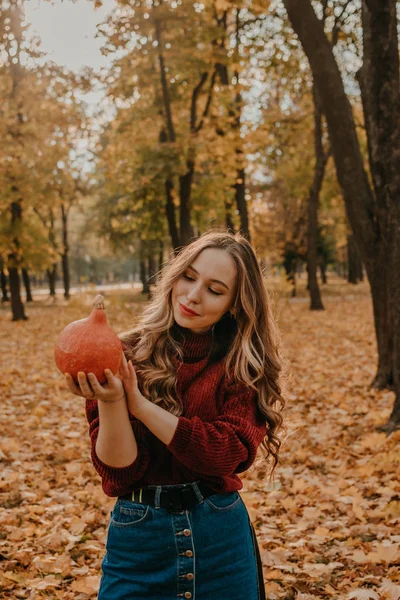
229;309;237;319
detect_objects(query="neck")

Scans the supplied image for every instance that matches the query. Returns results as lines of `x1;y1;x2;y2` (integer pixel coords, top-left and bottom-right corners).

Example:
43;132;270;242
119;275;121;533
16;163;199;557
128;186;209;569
171;322;213;360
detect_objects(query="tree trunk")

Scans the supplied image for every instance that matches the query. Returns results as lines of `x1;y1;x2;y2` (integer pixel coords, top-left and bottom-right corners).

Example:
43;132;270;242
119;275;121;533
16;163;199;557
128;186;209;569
158;239;164;275
9;268;27;321
47;265;57;297
0;264;9;303
8;10;27;322
164;176;180;252
154;14;184;252
158;125;180;251
235;166;250;240
234;10;251;241
348;234;363;284
139;239;150;295
140;259;149;294
359;0;400;413
282;0;398;429
291;272;297;298
179;159;195;246
9;201;27;321
319;260;327;284
155;10;199;249
61;203;70;299
148;254;158;286
224;197;235;232
22;268;33;302
307;82;327;311
386;204;400;425
154;17;176;145
368;260;393;390
214;9;250;240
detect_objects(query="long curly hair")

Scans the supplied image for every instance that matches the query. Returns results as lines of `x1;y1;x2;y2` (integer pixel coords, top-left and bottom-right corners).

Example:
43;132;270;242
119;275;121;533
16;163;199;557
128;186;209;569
120;230;287;478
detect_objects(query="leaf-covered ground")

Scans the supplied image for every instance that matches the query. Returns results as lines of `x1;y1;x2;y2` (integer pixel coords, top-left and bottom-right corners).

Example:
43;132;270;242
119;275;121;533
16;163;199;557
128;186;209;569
0;279;399;599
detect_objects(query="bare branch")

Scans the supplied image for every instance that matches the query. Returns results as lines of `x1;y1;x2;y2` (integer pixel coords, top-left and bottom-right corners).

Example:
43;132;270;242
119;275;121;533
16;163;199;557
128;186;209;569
190;72;208;132
195;68;217;133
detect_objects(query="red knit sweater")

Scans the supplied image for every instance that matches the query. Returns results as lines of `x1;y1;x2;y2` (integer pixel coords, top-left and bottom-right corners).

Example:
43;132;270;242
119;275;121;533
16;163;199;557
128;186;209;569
85;325;267;497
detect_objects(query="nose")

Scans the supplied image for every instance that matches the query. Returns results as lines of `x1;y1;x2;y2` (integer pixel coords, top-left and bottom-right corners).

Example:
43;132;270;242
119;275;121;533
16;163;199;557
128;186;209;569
186;282;201;302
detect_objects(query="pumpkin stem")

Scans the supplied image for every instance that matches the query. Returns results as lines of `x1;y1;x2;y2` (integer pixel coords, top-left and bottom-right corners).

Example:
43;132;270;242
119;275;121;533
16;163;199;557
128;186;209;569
93;294;105;310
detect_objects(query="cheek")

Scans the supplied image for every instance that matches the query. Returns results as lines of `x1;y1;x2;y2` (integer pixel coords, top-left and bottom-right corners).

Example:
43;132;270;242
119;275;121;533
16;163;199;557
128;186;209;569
172;281;183;299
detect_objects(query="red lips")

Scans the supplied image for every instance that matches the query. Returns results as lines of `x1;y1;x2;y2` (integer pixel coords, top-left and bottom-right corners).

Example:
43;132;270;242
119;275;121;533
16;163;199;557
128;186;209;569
179;303;200;316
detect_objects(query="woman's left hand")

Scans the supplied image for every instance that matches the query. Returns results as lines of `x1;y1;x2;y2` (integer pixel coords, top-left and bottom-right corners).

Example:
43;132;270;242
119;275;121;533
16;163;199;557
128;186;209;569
120;351;149;418
65;368;125;403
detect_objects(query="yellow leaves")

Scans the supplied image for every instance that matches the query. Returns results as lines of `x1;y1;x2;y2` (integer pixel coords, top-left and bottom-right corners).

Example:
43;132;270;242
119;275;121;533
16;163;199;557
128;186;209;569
32;553;72;575
1;289;400;599
215;0;231;11
241;286;400;597
358;431;388;450
348;590;380;600
351;543;400;565
384;499;400;518
71;575;101;594
292;478;308;493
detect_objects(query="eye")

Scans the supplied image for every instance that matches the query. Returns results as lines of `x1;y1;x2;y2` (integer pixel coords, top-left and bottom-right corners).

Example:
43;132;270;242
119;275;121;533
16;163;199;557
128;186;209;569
182;274;222;296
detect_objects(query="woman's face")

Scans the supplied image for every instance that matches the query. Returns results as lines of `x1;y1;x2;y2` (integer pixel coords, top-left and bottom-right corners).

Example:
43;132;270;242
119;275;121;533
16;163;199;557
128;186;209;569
171;248;237;335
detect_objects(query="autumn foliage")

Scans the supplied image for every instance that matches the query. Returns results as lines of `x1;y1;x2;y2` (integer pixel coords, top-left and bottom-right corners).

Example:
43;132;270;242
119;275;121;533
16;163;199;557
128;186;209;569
0;285;399;599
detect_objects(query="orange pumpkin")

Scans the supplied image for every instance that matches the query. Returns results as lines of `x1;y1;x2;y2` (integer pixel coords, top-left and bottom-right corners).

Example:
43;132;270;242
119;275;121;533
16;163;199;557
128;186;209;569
54;294;122;384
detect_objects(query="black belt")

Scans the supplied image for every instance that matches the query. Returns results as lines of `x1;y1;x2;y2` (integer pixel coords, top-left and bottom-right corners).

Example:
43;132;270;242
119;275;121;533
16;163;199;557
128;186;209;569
119;482;215;512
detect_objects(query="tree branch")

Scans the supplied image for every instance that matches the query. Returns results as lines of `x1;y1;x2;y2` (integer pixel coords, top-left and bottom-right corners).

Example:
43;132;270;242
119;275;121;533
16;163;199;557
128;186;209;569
33;207;47;228
190;72;208;132
195;68;217;133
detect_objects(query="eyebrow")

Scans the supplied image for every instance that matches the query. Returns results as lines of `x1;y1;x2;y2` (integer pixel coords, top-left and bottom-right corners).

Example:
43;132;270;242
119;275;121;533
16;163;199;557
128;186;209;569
187;265;230;291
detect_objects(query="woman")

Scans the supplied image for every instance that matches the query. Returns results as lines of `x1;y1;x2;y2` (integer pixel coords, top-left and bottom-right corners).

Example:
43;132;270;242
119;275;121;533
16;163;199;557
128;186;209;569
65;230;286;600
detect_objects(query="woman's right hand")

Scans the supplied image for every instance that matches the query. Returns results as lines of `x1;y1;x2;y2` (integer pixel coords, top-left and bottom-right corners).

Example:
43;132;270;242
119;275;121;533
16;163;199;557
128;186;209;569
64;370;125;403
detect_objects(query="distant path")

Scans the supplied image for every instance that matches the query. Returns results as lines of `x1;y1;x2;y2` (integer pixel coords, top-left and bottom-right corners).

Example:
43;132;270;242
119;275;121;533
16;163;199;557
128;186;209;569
19;282;144;298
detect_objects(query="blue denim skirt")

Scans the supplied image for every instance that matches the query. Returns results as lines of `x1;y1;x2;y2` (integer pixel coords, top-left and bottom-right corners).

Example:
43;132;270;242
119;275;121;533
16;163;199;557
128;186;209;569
98;482;264;600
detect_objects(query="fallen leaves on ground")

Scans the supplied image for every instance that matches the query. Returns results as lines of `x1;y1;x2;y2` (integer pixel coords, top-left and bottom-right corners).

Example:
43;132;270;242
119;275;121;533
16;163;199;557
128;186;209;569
0;285;399;599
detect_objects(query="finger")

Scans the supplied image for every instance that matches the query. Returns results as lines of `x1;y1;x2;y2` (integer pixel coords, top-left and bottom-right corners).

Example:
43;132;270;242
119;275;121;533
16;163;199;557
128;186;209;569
65;373;84;397
77;371;95;398
128;360;136;379
87;373;103;396
120;353;129;376
104;369;118;387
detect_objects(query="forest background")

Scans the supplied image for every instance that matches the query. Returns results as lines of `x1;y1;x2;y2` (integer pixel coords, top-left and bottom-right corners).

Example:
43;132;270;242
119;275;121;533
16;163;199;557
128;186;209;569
0;0;400;598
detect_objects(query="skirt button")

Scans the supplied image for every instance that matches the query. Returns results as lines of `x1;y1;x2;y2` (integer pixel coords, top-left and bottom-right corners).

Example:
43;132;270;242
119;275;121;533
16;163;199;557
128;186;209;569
185;550;193;557
186;573;194;580
184;593;192;599
183;529;192;536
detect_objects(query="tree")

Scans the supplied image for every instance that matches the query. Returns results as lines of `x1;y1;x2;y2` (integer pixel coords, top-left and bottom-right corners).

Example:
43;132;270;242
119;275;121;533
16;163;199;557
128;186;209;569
307;82;329;311
0;1;86;315
282;0;400;431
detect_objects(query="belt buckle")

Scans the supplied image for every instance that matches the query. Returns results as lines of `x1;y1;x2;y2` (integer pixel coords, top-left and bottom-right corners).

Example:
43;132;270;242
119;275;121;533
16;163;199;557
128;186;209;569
160;488;183;512
181;486;197;509
170;489;183;511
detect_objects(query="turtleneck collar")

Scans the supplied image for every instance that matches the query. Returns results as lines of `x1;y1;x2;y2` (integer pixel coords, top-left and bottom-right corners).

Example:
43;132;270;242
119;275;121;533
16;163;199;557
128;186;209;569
171;323;213;361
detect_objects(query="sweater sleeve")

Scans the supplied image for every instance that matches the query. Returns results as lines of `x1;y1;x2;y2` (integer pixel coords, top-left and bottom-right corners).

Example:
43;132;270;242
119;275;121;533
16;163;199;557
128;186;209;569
166;381;267;477
85;399;151;497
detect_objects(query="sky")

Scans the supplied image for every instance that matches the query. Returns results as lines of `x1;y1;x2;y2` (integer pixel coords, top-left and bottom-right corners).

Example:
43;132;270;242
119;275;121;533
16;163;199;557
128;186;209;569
23;0;117;168
24;0;114;73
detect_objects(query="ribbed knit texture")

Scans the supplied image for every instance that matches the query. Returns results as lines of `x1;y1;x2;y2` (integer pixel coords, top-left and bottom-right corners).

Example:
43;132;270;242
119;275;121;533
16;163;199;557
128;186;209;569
85;325;267;497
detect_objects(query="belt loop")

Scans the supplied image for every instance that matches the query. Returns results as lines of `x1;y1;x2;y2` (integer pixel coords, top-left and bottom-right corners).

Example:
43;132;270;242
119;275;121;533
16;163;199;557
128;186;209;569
154;486;162;509
139;489;143;503
192;481;205;503
132;490;135;502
